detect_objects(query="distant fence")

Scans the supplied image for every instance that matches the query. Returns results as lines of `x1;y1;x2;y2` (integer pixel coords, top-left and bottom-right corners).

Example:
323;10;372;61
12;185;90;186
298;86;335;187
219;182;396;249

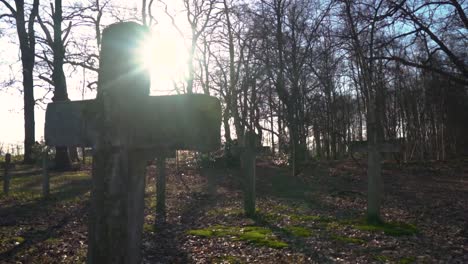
0;142;23;156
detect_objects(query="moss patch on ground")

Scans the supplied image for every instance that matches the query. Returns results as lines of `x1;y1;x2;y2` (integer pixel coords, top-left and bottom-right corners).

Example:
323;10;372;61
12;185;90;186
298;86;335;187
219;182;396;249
206;207;243;217
143;223;157;233
399;256;416;264
331;235;365;244
284;226;312;237
213;255;244;264
44;237;61;245
353;221;419;236
290;214;333;222
374;255;416;263
187;225;288;248
374;255;390;262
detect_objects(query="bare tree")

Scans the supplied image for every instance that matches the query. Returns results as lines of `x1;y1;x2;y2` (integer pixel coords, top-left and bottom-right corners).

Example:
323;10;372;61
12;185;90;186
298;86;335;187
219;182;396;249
35;0;75;169
183;0;218;94
0;0;39;164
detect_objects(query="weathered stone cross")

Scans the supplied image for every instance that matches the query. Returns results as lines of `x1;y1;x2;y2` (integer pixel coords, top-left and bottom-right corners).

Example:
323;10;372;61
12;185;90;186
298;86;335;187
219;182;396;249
44;22;221;263
349;140;401;223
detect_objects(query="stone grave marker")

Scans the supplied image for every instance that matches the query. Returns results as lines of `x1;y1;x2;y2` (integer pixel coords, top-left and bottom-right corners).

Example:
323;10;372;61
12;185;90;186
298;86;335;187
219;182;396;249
44;22;221;263
3;153;11;195
349;140;400;222
155;152;167;225
241;131;258;217
42;148;50;198
230;131;261;217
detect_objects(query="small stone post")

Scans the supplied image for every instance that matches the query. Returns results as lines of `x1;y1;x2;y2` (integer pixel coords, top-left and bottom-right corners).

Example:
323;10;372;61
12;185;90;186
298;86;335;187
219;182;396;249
242;132;257;217
202;152;217;196
3;153;11;195
156;153;167;224
42;148;50;198
206;166;217;196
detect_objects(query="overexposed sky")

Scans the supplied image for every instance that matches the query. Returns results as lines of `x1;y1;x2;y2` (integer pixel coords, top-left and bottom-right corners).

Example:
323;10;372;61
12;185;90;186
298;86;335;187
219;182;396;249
0;1;189;149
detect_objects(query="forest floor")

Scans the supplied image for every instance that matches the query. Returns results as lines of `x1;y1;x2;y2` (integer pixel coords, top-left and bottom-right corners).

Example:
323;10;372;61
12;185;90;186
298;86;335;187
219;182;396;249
0;157;467;263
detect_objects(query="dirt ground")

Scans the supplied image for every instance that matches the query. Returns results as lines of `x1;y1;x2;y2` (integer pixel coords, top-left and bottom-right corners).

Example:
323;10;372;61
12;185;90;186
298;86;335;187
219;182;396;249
0;157;467;263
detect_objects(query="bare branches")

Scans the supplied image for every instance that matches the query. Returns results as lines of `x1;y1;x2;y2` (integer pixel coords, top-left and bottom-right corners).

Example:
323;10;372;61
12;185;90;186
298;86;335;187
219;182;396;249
374;55;468;85
0;0;16;16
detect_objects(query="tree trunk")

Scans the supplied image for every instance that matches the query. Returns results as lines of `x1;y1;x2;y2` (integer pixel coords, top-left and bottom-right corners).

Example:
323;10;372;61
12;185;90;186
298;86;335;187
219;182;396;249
23;64;35;164
12;0;39;164
51;0;72;170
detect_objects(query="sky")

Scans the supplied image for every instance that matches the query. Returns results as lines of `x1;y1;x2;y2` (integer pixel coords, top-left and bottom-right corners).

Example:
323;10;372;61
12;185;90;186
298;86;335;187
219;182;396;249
0;1;189;151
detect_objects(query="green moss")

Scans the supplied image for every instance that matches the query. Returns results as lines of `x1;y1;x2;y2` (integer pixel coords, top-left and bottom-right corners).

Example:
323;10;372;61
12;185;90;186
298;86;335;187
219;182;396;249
12;236;25;244
272;204;290;212
44;237;61;244
284;226;312;237
255;211;282;222
326;222;342;230
187;225;234;237
206;208;243;217
146;198;157;209
143;223;157;233
331;235;365;244
354;222;419;236
290;214;333;222
187;229;214;237
374;255;390;262
399;256;416;264
187;225;288;248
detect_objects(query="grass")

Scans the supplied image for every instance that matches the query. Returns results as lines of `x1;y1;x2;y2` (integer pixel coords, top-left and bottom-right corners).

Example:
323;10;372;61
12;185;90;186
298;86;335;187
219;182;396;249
187;225;288;249
0;166;91;223
0;168;90;199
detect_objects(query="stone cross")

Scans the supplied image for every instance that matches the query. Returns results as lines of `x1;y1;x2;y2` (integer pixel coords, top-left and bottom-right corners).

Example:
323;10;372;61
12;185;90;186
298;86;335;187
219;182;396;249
3;153;11;195
230;131;260;217
44;22;221;264
241;131;258;217
349;140;400;223
42;148;50;198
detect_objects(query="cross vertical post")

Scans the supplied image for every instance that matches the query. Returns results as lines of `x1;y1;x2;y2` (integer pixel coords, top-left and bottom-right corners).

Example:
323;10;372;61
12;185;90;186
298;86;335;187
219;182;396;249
242;131;257;217
367;143;382;223
349;140;400;223
3;153;11;195
42;149;49;198
86;23;150;264
156;153;167;225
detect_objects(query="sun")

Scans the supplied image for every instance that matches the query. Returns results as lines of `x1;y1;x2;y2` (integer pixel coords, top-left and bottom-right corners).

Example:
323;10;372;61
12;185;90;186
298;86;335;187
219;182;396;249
138;27;188;95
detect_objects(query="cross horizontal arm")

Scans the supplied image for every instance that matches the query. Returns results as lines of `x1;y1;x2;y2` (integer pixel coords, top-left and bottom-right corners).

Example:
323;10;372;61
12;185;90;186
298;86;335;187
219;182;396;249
45;94;221;152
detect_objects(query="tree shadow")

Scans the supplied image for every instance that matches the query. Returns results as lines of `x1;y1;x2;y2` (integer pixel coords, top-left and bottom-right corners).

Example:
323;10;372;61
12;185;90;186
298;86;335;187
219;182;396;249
252;213;329;262
0;177;90;261
256;165;315;199
0;177;90;217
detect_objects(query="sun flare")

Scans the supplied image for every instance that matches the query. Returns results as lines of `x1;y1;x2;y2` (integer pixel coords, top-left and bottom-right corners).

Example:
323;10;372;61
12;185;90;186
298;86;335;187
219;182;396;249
138;28;188;94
